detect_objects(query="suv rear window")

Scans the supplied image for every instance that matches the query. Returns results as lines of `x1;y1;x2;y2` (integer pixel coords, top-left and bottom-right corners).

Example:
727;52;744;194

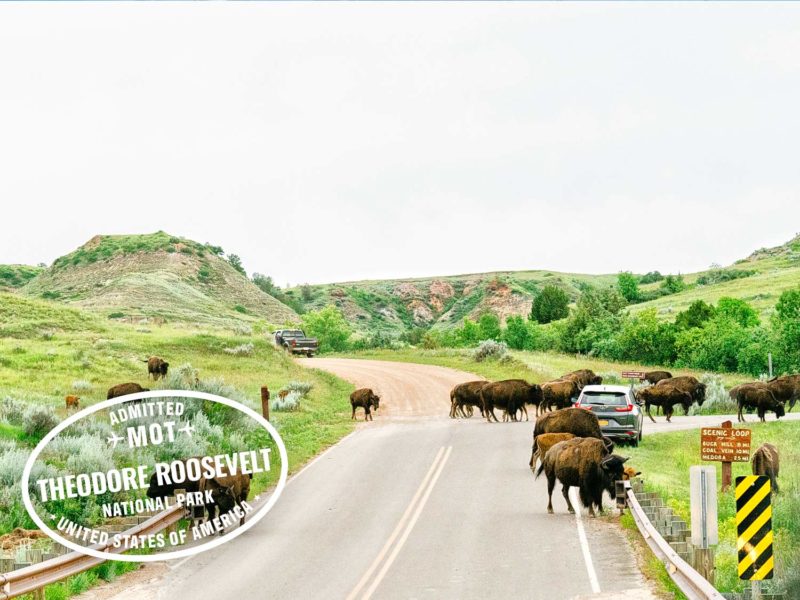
282;330;303;337
580;391;628;407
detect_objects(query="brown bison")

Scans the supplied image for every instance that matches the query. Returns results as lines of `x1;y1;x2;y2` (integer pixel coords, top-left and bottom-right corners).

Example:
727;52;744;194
561;369;603;390
751;443;780;493
643;370;672;385
200;472;252;531
657;375;706;406
145;356;170;380
107;382;150;400
734;384;784;423
350;388;380;421
529;432;575;470
535;437;629;516
65;395;80;411
480;379;543;422
765;375;800;412
449;381;487;418
541;379;580;412
637;385;692;423
533;407;604;440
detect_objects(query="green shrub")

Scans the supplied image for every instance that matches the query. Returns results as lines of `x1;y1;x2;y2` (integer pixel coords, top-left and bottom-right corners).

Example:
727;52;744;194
107;311;125;319
23;405;59;439
301;305;352;352
224;342;255;356
233;304;248;314
41;290;61;300
271;390;302;412
472;340;508;362
72;380;92;392
284;381;314;396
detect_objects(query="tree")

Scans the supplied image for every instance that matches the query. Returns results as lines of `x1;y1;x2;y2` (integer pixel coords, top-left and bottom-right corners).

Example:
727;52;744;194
503;316;530;350
639;271;663;284
716;297;759;328
456;319;481;347
617;271;640;303
773;288;800;371
675;300;716;330
301;306;352;352
252;273;278;295
660;274;686;294
227;254;246;275
478;313;501;341
300;284;314;303
531;285;570;324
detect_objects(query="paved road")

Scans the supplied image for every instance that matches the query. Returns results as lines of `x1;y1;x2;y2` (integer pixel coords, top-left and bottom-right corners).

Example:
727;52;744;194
85;359;667;600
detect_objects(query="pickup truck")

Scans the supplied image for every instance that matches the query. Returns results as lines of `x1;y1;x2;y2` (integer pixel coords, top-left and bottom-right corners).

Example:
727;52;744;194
274;329;319;357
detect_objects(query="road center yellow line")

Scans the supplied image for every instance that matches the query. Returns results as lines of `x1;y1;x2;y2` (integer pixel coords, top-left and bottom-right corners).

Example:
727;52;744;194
346;446;446;600
362;446;453;600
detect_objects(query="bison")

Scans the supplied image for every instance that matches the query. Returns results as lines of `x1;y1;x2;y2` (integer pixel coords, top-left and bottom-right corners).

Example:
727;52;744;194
751;443;780;493
561;369;603;390
765;375;800;412
533;407;604;440
734;384;784;423
200;472;252;531
450;381;487;419
529;432;575;470
145;356;170;380
107;382;150;400
65;395;80;411
541;379;580;412
637;385;692;423
535;437;629;516
643;370;672;385
350;388;380;421
657;375;706;406
480;379;543;422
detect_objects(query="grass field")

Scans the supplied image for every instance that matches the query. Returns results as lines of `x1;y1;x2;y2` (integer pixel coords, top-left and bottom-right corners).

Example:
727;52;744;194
0;293;356;535
626;423;799;596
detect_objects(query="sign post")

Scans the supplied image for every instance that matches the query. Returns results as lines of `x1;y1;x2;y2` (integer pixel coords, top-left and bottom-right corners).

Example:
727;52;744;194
701;421;751;492
621;371;645;391
736;475;773;599
261;385;271;421
690;466;718;583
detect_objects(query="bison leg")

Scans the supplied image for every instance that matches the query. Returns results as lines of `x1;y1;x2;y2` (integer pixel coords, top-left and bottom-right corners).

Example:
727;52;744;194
646;402;656;423
738;401;745;423
665;405;674;423
546;473;556;514
351;405;356;420
561;484;574;514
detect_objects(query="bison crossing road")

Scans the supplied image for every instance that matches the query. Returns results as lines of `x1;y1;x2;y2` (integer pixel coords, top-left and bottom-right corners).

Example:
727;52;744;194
113;359;800;599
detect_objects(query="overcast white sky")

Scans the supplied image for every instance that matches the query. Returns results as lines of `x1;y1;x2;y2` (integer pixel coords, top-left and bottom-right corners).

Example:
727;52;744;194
1;4;799;286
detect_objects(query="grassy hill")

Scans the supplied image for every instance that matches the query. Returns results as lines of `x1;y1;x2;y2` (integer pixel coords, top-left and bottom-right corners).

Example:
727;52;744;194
285;270;618;336
0;264;43;291
19;232;297;327
286;234;800;335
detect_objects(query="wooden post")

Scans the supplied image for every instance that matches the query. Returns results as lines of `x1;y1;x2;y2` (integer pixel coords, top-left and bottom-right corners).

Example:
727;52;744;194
693;547;715;585
260;386;270;421
720;421;732;492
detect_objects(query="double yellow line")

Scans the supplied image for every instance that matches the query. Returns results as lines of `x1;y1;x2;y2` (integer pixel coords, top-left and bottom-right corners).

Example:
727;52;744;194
346;446;453;600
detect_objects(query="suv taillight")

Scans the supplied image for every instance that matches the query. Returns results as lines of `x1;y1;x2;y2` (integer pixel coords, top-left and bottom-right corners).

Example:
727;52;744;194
615;404;633;412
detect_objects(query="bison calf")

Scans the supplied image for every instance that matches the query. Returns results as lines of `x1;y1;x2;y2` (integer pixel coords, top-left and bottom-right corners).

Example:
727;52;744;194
350;388;380;421
529;432;575;471
65;395;80;411
751;443;780;493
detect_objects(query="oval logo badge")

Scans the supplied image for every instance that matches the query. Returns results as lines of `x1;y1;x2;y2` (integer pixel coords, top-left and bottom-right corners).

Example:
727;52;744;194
21;390;288;561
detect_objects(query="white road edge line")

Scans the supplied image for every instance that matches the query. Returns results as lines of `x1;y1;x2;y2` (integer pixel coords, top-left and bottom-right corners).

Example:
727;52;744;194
362;446;453;600
569;487;601;594
168;430;358;571
346;447;446;600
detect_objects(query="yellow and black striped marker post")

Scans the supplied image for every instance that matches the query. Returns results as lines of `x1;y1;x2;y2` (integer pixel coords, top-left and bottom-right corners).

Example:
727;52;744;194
736;475;773;580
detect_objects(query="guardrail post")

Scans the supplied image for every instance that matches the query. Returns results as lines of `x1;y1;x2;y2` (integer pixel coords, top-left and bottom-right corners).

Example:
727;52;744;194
32;588;44;600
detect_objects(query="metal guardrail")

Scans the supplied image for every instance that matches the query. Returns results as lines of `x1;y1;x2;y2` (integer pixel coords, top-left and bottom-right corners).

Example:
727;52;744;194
623;481;725;600
0;504;185;599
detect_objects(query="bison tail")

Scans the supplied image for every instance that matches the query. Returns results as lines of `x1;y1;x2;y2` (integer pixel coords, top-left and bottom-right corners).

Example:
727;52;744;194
534;461;545;480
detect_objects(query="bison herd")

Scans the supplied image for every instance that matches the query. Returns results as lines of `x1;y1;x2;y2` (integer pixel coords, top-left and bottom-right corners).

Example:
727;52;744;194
449;369;604;423
729;374;800;423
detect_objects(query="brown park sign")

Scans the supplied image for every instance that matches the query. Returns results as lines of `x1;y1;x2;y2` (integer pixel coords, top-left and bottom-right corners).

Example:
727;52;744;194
701;425;752;462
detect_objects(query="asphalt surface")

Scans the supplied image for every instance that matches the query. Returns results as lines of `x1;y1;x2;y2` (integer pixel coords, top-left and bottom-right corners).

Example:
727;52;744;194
83;358;795;600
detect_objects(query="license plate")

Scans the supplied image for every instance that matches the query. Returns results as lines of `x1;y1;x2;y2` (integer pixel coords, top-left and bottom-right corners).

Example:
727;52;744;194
598;419;609;426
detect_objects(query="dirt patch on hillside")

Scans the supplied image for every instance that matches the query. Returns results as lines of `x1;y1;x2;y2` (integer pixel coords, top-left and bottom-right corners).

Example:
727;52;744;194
0;528;48;551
